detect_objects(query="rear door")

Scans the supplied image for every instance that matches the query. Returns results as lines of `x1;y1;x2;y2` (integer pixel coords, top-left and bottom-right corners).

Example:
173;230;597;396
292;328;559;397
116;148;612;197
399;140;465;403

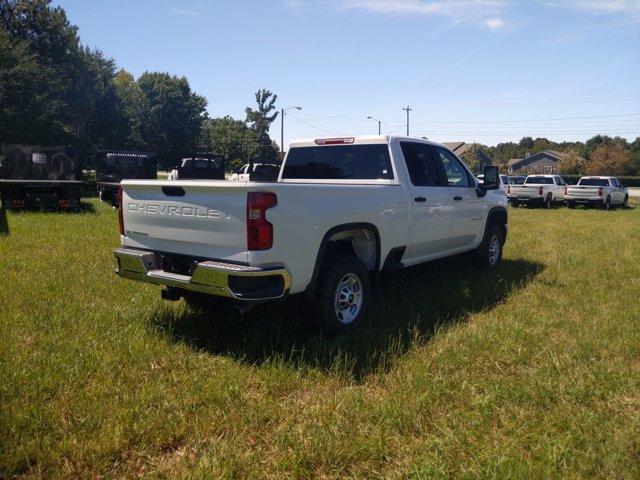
432;146;485;250
611;178;624;203
398;141;453;261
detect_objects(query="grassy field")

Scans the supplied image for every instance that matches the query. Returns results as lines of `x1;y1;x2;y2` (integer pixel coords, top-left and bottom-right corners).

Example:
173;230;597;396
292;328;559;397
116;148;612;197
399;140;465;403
1;198;639;479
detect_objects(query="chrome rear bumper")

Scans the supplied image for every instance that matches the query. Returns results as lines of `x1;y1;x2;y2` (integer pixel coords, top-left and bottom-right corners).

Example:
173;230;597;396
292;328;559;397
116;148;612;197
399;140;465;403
114;247;291;300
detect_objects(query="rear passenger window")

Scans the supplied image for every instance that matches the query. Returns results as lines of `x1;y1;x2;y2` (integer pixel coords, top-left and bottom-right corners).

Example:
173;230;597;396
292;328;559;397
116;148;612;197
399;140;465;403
282;145;393;180
400;142;444;186
436;147;473;187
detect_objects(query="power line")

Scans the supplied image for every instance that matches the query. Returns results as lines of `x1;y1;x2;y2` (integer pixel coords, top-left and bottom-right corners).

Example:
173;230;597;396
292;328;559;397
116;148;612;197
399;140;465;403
287;113;345;135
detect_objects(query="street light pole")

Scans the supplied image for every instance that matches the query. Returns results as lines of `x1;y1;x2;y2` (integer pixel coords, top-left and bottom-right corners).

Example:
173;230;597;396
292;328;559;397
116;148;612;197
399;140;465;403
280;106;302;161
366;116;381;135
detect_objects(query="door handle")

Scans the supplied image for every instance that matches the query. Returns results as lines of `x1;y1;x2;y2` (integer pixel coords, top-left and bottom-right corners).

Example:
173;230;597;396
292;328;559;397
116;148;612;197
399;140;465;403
414;196;426;203
453;196;463;201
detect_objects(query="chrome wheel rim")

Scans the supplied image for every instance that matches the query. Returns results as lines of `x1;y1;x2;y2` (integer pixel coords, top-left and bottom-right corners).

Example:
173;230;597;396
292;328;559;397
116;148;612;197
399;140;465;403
334;273;363;324
488;234;500;265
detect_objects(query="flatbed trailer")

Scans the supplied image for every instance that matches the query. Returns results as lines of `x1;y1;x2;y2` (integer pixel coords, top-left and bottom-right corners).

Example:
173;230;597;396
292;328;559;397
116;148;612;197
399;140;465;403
0;179;82;210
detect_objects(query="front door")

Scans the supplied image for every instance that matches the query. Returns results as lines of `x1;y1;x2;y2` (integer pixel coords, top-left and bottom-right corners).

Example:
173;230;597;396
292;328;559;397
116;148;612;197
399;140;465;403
433;146;485;250
399;141;453;261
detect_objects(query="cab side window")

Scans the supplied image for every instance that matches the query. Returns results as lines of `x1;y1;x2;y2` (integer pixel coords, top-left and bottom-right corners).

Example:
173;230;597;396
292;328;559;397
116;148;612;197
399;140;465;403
436;147;473;187
400;142;444;187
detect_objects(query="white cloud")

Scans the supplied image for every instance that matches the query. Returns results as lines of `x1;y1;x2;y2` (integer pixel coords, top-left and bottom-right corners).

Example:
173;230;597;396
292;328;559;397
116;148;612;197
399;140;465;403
546;0;640;14
340;0;505;19
170;7;201;17
483;17;504;30
286;1;520;32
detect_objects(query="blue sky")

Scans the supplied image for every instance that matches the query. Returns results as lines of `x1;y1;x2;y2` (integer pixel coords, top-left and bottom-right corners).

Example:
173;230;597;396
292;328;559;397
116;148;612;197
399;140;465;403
58;0;640;146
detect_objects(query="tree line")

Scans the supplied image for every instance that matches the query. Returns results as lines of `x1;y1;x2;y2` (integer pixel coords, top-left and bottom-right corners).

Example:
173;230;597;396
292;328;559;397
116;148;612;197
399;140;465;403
0;0;279;171
462;135;640;176
1;1;638;176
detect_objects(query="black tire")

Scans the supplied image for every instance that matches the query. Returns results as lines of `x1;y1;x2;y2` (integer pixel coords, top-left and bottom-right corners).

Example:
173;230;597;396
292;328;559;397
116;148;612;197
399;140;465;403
567;202;576;209
622;196;629;209
603;196;611;211
544;195;552;209
315;252;370;333
473;224;503;269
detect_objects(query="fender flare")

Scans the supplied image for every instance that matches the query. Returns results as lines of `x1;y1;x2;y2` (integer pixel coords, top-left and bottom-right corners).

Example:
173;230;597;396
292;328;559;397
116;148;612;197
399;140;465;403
305;222;381;297
483;206;508;244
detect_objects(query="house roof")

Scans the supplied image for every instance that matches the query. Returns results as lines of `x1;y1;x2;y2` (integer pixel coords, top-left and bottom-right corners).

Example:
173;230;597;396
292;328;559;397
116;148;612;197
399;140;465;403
509;150;566;168
442;142;466;153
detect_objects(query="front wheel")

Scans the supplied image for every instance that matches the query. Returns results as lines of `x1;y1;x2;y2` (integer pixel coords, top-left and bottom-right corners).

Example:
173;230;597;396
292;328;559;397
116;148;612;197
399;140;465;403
622;196;629;209
473;225;503;269
315;253;370;333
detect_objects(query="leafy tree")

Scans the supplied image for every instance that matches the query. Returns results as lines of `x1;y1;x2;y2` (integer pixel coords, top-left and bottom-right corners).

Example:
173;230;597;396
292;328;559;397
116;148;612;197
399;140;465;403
459;144;485;174
134;72;208;169
519;136;534;150
0;0;84;145
200;116;256;171
245;89;279;162
586;142;630;176
627;137;640;176
556;150;586;175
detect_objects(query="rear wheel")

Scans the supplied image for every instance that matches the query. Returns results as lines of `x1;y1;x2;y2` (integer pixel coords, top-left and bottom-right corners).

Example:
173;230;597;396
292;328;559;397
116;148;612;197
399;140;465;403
603;196;611;210
544;195;552;209
473;224;503;269
315;253;370;333
567;202;576;209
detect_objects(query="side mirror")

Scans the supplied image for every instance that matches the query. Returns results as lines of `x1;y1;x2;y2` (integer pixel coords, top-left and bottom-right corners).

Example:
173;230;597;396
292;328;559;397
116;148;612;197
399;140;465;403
481;165;500;190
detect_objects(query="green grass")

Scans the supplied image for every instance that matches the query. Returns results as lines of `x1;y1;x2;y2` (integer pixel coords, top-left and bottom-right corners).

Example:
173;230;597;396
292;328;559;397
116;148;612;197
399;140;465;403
1;199;639;479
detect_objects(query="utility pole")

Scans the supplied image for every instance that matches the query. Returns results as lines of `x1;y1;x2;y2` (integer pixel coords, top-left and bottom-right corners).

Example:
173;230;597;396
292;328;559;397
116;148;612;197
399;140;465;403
280;106;302;161
402;105;412;136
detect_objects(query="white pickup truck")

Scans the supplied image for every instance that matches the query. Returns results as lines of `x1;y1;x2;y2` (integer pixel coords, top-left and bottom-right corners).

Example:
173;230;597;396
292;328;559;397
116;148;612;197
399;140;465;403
565;176;629;210
114;136;508;332
507;174;567;208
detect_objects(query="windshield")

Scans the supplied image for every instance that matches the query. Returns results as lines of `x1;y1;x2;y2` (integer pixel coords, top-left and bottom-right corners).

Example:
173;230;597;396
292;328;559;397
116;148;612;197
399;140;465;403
282;144;393;180
525;176;553;184
578;178;609;186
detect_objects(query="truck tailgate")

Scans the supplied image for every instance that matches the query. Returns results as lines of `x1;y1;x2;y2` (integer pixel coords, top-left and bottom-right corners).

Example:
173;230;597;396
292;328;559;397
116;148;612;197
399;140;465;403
120;180;249;262
510;185;542;197
566;186;600;198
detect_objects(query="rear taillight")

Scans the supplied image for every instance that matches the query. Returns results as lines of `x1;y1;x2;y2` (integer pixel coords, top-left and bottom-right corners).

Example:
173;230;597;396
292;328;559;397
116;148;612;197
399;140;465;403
58;199;70;208
117;187;124;235
247;192;277;250
11;199;25;208
539;186;543;196
598;187;603;196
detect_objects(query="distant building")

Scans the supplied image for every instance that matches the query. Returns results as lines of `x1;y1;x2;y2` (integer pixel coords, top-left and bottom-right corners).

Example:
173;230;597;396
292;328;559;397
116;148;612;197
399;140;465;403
443;142;493;174
508;150;568;174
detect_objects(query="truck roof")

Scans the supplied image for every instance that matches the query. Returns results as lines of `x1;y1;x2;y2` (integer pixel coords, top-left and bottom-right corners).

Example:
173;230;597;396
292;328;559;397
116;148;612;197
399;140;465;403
288;135;448;149
526;174;557;178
